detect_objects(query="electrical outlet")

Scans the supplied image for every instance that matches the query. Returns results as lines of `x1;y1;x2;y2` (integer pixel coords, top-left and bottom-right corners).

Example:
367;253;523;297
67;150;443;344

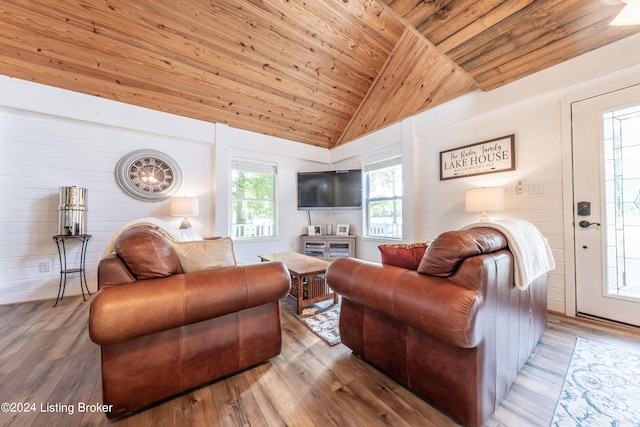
531;182;546;194
39;261;51;273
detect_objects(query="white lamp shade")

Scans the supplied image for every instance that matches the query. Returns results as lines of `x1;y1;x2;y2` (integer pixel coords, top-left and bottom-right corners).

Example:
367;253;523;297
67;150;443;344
170;197;200;217
611;0;640;26
465;187;505;214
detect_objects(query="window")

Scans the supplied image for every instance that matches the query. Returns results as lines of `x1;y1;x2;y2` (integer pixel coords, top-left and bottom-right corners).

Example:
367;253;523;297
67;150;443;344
365;157;402;239
231;159;276;238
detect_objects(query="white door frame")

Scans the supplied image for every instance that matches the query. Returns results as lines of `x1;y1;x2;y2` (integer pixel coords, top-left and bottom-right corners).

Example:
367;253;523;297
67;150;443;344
560;65;640;317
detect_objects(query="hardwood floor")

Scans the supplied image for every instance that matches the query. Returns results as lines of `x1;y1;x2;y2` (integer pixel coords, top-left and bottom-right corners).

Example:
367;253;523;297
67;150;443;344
0;296;639;427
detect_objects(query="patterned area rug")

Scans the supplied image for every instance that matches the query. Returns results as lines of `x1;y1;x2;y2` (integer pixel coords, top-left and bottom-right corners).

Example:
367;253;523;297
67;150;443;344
552;337;640;426
281;296;341;345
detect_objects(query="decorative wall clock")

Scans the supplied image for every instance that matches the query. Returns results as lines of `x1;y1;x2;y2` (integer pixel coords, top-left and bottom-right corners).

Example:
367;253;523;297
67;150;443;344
115;149;182;201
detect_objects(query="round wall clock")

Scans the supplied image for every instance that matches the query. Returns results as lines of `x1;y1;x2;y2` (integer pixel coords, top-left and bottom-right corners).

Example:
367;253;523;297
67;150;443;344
115;149;182;201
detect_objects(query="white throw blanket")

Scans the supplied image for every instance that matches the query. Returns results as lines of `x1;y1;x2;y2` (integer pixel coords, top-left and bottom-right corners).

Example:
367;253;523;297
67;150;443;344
101;217;202;258
462;218;555;290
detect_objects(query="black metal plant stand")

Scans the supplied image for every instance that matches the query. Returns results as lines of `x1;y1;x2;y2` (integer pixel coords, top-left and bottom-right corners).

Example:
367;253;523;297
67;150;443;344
52;234;92;307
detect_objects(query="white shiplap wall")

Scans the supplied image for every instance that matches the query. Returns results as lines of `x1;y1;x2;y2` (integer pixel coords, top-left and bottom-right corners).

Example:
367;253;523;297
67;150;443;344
0;105;215;304
0;77;337;304
412;97;566;313
330;96;567;313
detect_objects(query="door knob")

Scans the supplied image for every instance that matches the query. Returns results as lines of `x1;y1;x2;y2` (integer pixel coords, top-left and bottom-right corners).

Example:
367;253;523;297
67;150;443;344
579;220;601;228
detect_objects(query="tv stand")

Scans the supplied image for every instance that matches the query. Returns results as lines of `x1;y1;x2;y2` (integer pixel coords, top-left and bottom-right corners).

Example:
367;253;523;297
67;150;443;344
300;235;356;260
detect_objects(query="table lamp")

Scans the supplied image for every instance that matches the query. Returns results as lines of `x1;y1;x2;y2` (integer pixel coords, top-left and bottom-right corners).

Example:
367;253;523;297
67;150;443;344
465;187;504;222
170;196;200;229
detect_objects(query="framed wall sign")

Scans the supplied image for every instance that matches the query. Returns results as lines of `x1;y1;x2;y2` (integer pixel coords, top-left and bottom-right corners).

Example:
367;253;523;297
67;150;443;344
440;134;515;180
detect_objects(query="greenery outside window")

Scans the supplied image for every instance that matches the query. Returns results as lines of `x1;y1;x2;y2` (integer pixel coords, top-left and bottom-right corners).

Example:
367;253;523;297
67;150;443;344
365;157;402;239
231;159;276;239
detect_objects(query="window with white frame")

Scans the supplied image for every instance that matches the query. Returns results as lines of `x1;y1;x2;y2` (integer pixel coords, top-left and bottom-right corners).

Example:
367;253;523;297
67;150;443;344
365;157;402;239
231;159;276;239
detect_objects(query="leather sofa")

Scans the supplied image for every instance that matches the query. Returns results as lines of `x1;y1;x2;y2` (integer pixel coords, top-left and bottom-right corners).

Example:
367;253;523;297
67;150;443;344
89;226;291;419
326;228;548;427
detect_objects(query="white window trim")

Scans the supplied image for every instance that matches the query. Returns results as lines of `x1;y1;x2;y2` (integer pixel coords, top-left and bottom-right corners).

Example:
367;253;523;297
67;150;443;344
231;158;278;240
364;156;403;240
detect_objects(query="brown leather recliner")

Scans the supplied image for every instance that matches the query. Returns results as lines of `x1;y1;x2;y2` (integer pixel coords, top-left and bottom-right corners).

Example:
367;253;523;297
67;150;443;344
326;228;548;427
89;227;290;419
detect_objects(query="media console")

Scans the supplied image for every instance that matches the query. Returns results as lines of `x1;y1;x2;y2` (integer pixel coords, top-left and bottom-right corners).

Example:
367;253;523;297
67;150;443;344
300;235;356;260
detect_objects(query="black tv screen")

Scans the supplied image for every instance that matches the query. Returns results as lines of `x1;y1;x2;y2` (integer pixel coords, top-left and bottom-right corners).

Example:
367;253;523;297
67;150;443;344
297;169;362;210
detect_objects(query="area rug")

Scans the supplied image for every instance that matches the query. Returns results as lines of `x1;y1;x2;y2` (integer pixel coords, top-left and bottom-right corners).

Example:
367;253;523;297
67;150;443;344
551;337;640;426
281;296;341;346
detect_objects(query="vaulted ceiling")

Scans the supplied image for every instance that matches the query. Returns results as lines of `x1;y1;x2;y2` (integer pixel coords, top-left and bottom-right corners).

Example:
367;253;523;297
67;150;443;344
1;0;638;149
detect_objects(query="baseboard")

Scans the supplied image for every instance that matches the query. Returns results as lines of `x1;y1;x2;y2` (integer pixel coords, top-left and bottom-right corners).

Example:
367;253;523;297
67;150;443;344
0;288;89;306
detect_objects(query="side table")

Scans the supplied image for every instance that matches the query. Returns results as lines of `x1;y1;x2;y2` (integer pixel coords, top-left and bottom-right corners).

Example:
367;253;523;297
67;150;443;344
52;234;92;307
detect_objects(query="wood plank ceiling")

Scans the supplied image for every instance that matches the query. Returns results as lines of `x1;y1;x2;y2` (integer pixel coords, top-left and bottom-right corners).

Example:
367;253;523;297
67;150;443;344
0;0;638;149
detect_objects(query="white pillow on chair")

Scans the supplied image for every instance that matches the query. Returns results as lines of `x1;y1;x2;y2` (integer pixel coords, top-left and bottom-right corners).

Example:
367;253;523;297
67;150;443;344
171;237;237;273
102;217;203;258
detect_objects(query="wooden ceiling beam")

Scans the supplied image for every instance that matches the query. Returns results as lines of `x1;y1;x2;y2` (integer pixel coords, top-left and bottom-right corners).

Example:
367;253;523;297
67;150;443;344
447;0;591;67
413;0;500;40
476;17;640;90
0;12;352;130
337;28;476;145
433;0;536;54
0;49;343;148
453;1;630;89
30;0;365;111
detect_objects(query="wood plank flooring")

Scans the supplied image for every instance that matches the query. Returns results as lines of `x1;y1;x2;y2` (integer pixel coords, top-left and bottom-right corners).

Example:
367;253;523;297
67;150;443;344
0;296;639;427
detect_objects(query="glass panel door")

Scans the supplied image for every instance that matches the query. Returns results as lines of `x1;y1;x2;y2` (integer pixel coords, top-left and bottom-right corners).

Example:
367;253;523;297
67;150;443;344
603;106;640;300
573;84;640;327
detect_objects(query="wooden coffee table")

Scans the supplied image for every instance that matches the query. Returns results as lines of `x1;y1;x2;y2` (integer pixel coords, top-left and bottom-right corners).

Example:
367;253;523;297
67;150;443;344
258;252;338;315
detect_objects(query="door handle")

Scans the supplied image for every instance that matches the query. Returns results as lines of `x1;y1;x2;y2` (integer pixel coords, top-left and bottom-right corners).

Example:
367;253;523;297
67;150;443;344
579;220;601;228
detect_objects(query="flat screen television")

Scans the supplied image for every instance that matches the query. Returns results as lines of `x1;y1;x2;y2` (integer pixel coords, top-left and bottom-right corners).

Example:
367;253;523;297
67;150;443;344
297;169;362;210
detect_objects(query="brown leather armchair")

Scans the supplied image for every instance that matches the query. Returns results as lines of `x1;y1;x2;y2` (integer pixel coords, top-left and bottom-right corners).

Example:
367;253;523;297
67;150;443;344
89;227;290;419
326;228;548;427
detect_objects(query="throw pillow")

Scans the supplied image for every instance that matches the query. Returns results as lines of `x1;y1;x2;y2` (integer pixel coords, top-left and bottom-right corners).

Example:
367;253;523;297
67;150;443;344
379;242;429;270
172;237;238;273
114;227;182;279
